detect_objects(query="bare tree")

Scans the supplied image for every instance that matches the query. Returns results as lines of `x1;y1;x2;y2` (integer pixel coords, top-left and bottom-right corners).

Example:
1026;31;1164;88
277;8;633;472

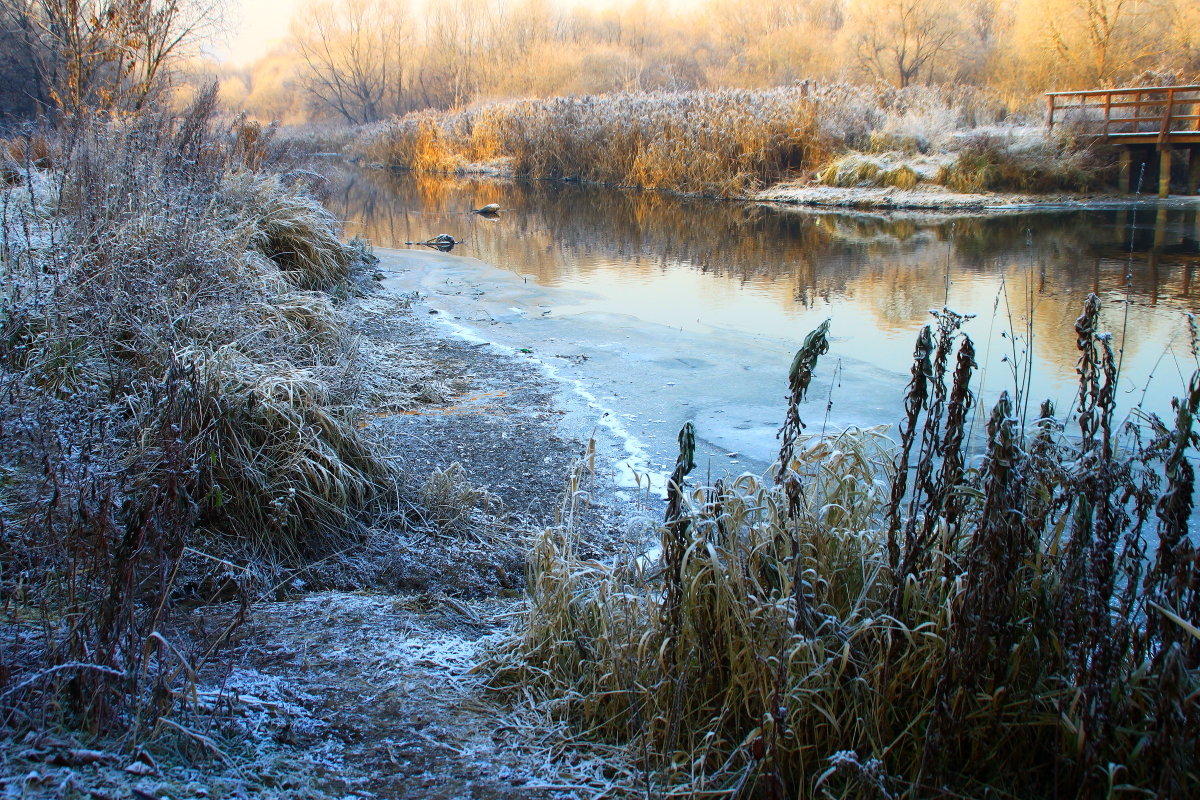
1042;0;1163;86
851;0;964;87
422;0;494;108
293;0;413;124
1;0;221;114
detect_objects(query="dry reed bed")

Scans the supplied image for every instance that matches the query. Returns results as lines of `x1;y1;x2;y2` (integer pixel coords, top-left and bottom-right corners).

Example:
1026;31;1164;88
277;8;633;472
360;85;1110;197
360;85;1028;196
494;304;1198;797
0;92;392;737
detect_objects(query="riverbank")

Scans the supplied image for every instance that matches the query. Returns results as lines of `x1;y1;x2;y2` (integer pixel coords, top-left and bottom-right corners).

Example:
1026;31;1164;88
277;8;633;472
0;108;646;798
1;271;645;799
355;85;1151;209
447;157;1198;211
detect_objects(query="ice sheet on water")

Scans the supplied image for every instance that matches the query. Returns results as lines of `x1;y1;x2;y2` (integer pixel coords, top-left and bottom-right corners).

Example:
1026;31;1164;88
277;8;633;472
377;249;913;498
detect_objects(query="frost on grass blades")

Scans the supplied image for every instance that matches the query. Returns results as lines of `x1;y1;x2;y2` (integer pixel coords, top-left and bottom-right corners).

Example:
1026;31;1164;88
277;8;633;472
0;91;390;738
494;299;1199;798
359;84;1112;198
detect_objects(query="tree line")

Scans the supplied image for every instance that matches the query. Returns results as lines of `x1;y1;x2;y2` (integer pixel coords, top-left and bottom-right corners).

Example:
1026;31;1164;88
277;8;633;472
209;0;1199;126
2;0;1197;125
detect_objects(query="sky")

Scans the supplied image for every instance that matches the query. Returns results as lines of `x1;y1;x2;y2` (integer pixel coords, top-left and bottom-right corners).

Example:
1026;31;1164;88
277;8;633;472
220;0;309;65
216;0;700;66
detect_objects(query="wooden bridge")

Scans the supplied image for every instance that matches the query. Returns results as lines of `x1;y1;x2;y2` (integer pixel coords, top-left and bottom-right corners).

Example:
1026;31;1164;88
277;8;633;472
1046;85;1200;197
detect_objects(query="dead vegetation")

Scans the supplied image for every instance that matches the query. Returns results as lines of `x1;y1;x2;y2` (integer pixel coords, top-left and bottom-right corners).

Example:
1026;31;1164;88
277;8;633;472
360;84;1116;198
935;132;1116;193
0;88;398;743
494;301;1199;797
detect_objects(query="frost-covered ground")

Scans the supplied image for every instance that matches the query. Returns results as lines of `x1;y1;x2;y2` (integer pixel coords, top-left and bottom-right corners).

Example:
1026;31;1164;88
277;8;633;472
753;182;1200;210
0;283;646;799
2;593;627;799
755;181;1058;209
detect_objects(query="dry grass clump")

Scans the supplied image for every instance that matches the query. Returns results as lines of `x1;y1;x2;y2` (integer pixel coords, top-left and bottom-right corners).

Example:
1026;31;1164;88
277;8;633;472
937;132;1114;193
817;155;922;190
880;164;919;190
227;171;356;291
416;462;504;542
496;303;1199;797
0;89;389;737
181;354;391;554
816;153;882;187
2;132;56;172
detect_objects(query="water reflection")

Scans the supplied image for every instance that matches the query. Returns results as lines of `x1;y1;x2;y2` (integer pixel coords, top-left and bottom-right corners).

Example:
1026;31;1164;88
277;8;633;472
327;165;1200;419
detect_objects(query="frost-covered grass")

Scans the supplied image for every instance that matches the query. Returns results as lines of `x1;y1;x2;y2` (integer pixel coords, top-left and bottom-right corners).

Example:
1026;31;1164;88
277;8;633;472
0;93;393;737
494;305;1200;797
360;84;1116;197
935;131;1115;193
359;84;1055;196
816;152;930;189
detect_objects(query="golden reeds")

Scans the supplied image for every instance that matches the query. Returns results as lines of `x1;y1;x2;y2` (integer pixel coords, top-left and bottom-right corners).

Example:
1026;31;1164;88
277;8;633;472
362;86;852;195
361;85;1112;198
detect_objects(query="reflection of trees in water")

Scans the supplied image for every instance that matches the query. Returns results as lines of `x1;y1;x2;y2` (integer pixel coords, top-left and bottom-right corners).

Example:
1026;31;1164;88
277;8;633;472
329;168;1200;370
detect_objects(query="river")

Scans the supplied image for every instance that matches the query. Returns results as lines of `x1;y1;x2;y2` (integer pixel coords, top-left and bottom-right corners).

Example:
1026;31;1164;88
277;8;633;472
327;166;1200;493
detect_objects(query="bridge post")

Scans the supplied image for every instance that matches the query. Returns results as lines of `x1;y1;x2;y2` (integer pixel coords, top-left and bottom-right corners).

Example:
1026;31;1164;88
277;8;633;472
1159;147;1173;198
1189;147;1200;195
1118;149;1132;193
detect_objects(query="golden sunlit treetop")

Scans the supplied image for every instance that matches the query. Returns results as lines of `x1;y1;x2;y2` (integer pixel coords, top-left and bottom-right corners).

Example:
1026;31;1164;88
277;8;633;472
2;0;1196;123
198;0;1198;125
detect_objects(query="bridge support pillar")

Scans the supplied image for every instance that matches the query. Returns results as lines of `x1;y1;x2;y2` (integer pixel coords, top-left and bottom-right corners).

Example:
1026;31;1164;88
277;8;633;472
1118;149;1132;193
1159;147;1173;198
1188;147;1200;195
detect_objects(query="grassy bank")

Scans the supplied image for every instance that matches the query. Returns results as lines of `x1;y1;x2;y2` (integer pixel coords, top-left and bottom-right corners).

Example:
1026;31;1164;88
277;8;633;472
359;85;1112;197
0;92;392;737
494;303;1199;797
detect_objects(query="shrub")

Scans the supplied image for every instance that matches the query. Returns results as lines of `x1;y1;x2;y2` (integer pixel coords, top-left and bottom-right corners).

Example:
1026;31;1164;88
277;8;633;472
0;91;389;736
496;303;1199;797
938;132;1114;193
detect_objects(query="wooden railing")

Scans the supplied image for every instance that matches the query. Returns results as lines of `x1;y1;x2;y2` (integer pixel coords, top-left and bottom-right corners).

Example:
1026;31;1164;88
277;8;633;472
1047;85;1200;146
